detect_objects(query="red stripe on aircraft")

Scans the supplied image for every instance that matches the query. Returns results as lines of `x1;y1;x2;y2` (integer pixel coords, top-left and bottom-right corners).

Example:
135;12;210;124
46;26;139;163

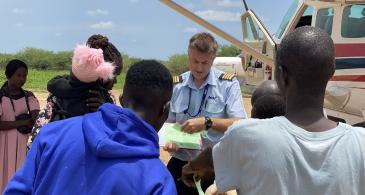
331;75;365;82
336;44;365;58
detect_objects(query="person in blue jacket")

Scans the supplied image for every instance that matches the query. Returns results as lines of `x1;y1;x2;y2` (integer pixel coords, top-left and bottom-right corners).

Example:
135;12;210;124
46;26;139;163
4;60;177;195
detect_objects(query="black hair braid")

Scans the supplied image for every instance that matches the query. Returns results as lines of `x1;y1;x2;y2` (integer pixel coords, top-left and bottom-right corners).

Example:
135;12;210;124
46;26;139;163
86;34;123;75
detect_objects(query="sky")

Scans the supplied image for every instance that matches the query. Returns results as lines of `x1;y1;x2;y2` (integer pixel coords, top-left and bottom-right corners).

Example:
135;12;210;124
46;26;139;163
0;0;294;60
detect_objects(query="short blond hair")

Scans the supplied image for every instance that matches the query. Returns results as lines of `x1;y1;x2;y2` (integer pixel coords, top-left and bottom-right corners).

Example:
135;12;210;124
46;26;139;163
188;32;218;54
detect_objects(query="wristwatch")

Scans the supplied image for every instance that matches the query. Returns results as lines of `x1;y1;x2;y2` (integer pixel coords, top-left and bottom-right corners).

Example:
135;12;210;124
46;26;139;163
205;116;213;130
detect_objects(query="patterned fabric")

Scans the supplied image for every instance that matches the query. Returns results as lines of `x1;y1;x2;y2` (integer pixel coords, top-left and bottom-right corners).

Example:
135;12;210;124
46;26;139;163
27;94;55;151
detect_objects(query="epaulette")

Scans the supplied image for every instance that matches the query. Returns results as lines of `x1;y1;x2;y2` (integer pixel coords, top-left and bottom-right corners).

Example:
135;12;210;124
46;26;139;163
219;73;236;81
173;75;183;84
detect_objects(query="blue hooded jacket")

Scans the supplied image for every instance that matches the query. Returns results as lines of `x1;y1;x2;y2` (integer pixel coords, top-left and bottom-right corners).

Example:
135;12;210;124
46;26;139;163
4;103;176;195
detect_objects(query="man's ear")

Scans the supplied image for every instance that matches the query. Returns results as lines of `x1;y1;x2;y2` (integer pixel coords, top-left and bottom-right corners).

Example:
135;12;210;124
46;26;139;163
275;65;289;95
160;101;170;117
328;64;335;79
281;66;289;86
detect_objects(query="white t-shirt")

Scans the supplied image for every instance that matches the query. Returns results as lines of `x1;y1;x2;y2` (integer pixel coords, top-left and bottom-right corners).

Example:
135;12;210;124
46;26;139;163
213;117;365;195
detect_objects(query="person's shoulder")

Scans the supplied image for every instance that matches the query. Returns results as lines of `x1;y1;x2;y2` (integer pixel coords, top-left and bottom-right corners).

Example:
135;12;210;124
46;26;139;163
39;116;83;139
172;75;184;85
23;90;34;97
341;123;365;138
225;117;283;141
172;71;189;87
212;68;236;82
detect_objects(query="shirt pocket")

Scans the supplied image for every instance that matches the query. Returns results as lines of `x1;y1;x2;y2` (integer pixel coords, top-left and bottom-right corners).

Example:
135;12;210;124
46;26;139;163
171;100;189;124
204;100;225;115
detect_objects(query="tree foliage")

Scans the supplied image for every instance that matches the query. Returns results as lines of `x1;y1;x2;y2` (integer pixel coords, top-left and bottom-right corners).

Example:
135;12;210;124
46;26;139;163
121;54;143;73
0;44;239;75
164;54;189;75
217;44;241;57
0;48;72;70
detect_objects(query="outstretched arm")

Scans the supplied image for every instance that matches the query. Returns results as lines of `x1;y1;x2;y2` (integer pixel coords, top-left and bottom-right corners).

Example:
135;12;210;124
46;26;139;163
181;117;241;134
181;147;215;187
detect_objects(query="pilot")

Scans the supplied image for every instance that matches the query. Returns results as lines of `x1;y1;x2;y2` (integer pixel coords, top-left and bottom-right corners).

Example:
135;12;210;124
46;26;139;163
163;32;247;195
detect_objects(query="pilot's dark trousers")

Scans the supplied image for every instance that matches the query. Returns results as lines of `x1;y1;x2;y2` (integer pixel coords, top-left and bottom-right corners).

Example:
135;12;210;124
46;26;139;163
167;157;213;195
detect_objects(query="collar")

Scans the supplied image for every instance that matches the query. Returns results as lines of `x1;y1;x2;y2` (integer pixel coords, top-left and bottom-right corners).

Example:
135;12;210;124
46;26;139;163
184;68;218;89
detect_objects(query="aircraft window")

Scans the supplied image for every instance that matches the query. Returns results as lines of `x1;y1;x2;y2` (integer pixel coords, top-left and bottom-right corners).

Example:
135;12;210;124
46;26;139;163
295;6;313;28
242;14;273;57
244;16;264;42
276;0;300;39
342;4;365;38
315;8;334;35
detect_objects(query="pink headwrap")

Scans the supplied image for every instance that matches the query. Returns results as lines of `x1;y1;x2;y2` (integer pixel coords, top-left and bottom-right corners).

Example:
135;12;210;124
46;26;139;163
71;44;115;83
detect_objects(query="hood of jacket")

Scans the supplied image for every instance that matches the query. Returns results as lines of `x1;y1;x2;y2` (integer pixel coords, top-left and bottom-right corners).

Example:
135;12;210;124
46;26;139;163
82;103;160;159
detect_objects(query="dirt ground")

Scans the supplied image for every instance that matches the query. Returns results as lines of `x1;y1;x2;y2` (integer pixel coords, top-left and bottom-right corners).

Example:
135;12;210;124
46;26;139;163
34;90;252;165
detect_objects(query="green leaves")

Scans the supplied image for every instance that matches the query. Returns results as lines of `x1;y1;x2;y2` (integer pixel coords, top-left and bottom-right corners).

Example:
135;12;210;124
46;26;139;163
0;48;72;70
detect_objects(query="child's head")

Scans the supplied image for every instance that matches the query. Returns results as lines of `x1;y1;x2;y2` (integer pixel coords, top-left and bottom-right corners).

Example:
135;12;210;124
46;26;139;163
5;59;28;89
121;60;173;131
71;34;123;90
86;34;123;75
251;94;286;119
275;26;335;98
251;80;281;106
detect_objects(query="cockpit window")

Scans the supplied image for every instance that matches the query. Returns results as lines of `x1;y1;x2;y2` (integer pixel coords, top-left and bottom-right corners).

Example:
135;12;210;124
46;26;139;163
342;4;365;38
276;0;300;39
295;6;313;28
315;8;334;35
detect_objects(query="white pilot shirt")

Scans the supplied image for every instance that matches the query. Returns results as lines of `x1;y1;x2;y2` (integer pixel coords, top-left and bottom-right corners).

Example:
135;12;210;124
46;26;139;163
168;67;247;161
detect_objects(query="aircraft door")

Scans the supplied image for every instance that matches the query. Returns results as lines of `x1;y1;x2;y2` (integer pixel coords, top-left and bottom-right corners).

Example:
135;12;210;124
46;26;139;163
241;10;275;86
314;7;349;111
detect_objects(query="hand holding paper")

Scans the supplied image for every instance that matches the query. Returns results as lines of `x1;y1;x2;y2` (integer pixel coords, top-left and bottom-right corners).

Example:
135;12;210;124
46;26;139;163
181;117;205;134
159;123;206;150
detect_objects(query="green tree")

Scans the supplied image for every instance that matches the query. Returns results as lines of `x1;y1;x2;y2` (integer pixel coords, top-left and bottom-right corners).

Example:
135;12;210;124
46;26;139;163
15;47;55;69
217;44;241;57
0;53;15;69
165;54;189;75
52;51;72;70
121;54;143;73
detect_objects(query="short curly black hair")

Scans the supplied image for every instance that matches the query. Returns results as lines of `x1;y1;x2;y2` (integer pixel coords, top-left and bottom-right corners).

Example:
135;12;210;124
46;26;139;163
251;94;286;119
123;60;173;108
125;60;173;91
275;26;335;94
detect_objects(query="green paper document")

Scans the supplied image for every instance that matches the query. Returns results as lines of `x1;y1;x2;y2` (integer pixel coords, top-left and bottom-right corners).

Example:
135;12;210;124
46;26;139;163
158;123;205;150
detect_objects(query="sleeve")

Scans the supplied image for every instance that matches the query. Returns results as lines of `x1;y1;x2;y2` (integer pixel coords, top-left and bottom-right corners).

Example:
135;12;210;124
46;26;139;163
212;124;242;192
225;78;247;118
167;109;176;123
3;134;42;194
28;95;40;111
152;175;177;195
166;88;177;123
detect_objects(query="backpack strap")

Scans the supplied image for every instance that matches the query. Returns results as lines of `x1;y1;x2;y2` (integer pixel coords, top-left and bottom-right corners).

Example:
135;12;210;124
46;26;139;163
23;90;32;114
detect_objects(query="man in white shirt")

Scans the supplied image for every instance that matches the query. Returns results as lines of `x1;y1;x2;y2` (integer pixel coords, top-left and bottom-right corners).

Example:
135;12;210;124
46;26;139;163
181;26;365;195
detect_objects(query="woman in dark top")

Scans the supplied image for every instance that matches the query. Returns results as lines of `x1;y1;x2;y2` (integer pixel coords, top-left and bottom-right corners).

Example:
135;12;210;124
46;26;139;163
28;34;123;148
